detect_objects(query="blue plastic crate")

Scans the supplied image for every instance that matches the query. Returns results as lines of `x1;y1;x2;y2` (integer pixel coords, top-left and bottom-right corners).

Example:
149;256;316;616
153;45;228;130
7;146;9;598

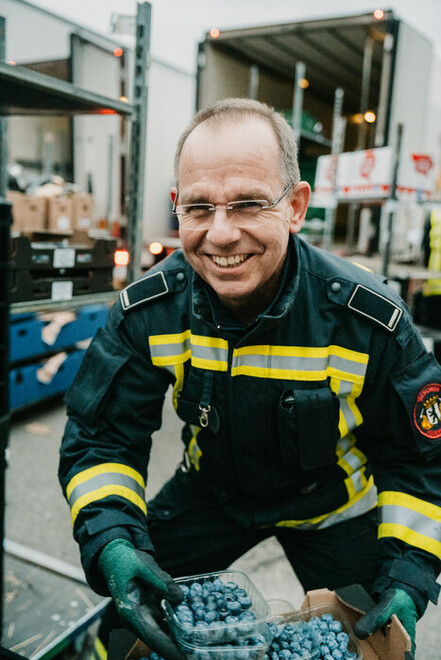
9;348;86;411
9;304;109;363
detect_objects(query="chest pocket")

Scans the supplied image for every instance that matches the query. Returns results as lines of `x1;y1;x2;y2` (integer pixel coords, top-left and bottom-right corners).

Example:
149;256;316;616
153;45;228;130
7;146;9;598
278;386;340;470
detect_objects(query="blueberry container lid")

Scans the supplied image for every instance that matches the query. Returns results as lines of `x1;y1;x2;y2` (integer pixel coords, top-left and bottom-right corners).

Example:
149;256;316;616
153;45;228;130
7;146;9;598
162;569;271;648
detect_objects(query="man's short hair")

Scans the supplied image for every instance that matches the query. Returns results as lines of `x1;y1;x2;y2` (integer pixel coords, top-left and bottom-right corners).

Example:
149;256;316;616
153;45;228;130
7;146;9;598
174;98;300;188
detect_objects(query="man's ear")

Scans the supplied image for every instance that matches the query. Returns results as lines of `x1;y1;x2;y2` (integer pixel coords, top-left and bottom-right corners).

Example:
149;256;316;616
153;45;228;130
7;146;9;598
170;187;178;206
289;182;311;234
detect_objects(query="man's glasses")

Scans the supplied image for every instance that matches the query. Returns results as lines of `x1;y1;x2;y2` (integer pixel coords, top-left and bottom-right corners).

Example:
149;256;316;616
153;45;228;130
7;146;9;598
172;182;293;230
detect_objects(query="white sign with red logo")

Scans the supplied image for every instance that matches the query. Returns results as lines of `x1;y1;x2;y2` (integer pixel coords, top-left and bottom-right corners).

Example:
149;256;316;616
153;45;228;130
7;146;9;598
311;154;339;208
313;148;436;205
336;147;393;200
396;153;435;202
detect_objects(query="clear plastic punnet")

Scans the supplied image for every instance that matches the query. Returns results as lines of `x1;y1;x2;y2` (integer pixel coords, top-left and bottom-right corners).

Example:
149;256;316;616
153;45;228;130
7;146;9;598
161;569;271;657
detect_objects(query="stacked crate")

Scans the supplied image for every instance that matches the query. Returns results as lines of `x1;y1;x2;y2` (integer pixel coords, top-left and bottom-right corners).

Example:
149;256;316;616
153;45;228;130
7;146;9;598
9;304;110;411
9;233;116;303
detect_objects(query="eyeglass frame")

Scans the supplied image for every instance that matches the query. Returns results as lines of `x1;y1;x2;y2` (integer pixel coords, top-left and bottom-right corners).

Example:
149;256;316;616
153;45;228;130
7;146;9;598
171;181;294;229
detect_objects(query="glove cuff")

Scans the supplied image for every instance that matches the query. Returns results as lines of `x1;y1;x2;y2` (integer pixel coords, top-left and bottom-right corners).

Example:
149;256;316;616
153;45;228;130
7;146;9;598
98;538;135;575
373;558;440;616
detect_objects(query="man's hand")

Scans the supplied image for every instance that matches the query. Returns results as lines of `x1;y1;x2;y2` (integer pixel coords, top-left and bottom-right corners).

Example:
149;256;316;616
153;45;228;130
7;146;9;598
354;588;417;655
98;539;184;660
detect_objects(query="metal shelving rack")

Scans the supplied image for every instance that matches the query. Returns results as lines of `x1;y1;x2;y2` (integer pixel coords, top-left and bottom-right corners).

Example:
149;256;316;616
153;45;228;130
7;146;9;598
0;3;151;654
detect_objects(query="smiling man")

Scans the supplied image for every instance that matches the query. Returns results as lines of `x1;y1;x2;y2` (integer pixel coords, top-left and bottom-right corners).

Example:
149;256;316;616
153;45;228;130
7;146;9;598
59;99;441;659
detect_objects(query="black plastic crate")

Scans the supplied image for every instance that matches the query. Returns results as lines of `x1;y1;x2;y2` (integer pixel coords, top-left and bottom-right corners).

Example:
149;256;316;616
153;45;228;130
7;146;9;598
10;235;117;271
10;268;115;303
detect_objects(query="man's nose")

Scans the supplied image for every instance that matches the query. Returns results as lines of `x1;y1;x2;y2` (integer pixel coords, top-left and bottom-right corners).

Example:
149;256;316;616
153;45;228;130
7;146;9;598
205;207;242;243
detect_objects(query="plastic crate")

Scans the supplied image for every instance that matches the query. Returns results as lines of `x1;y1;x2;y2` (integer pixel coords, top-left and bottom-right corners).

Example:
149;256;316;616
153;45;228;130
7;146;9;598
10;235;117;271
9;304;109;362
10;268;114;303
9;348;86;410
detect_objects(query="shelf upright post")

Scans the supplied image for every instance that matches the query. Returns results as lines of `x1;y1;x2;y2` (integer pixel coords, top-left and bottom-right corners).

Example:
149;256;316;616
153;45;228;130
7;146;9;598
292;61;306;147
0;200;12;644
323;87;345;250
382;123;403;278
0;17;7;198
126;2;151;284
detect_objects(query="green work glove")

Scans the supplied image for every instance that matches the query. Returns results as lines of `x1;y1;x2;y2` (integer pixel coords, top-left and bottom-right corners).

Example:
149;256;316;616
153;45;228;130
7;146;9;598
98;538;184;660
354;588;417;655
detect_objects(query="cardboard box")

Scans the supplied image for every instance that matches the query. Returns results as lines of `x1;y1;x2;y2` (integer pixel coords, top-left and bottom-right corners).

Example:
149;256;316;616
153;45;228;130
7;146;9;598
47;196;73;232
300;588;411;659
6;191;47;232
122;587;412;660
72;193;94;230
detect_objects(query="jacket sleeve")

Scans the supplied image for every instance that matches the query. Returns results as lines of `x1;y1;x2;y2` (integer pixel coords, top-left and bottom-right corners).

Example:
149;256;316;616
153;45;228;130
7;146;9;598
58;299;173;594
360;312;441;615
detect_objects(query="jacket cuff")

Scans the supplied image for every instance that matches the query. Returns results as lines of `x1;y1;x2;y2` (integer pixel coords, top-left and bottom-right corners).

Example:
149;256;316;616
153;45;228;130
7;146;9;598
79;524;155;595
373;558;440;616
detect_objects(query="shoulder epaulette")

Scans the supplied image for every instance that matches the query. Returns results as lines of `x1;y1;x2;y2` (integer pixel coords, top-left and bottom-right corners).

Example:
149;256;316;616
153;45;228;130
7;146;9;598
347;284;402;332
120;271;169;312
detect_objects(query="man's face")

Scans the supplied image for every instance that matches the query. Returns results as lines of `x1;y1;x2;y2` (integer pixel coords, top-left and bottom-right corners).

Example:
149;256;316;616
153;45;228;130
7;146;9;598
174;117;310;320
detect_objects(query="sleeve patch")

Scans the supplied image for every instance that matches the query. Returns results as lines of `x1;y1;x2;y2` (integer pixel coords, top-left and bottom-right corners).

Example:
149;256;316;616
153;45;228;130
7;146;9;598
414;383;441;439
120;271;169;311
348;284;402;331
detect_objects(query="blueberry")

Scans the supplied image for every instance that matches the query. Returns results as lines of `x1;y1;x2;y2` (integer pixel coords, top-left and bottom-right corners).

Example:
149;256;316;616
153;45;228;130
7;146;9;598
321;614;334;623
279;651;292;659
330;621;343;633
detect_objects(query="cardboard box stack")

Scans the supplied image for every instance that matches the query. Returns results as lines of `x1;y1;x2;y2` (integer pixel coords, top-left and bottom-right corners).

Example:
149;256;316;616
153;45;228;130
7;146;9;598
6;191;47;233
7;189;95;234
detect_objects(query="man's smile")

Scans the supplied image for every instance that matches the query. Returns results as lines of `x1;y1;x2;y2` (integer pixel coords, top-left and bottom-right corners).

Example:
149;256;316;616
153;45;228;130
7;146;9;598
211;254;251;268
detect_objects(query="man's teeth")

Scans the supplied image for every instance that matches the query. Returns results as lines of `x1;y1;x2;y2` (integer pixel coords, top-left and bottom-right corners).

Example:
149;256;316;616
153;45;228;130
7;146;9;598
212;254;248;267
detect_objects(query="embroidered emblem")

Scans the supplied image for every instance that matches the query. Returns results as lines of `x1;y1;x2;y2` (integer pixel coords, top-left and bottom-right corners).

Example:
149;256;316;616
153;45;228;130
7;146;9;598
414;383;441;439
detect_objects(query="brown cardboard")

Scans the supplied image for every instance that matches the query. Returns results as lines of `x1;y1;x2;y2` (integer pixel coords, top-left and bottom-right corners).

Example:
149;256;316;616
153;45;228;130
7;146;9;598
123;587;412;660
71;193;94;230
47;196;73;232
301;588;411;660
7;191;47;232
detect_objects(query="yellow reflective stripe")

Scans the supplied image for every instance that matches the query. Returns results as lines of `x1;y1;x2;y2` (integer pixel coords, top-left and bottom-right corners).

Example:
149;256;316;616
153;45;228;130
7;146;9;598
70;485;147;525
191;334;228;349
276;475;375;528
378;491;441;521
191;356;228;371
346;395;364;426
378;523;441;559
351;261;373;273
149;330;191;345
152;350;191;366
428;210;441;271
231;344;368;382
188;428;202;471
66;463;145;499
172;362;185;410
149;331;228;370
94;636;107;660
422;280;441;296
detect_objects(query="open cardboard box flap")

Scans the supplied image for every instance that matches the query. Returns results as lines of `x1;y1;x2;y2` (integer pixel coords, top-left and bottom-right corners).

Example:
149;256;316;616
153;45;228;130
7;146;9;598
123;586;412;660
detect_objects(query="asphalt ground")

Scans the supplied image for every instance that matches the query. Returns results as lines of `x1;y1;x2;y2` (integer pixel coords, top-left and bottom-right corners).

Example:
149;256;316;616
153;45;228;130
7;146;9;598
4;392;441;658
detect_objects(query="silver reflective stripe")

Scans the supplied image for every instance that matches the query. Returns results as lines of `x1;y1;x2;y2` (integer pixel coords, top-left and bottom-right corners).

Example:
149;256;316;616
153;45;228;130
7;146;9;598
276;478;377;530
339;444;363;473
316;482;378;530
231;352;367;377
68;472;145;508
149;332;228;370
339;396;358;433
381;504;441;544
